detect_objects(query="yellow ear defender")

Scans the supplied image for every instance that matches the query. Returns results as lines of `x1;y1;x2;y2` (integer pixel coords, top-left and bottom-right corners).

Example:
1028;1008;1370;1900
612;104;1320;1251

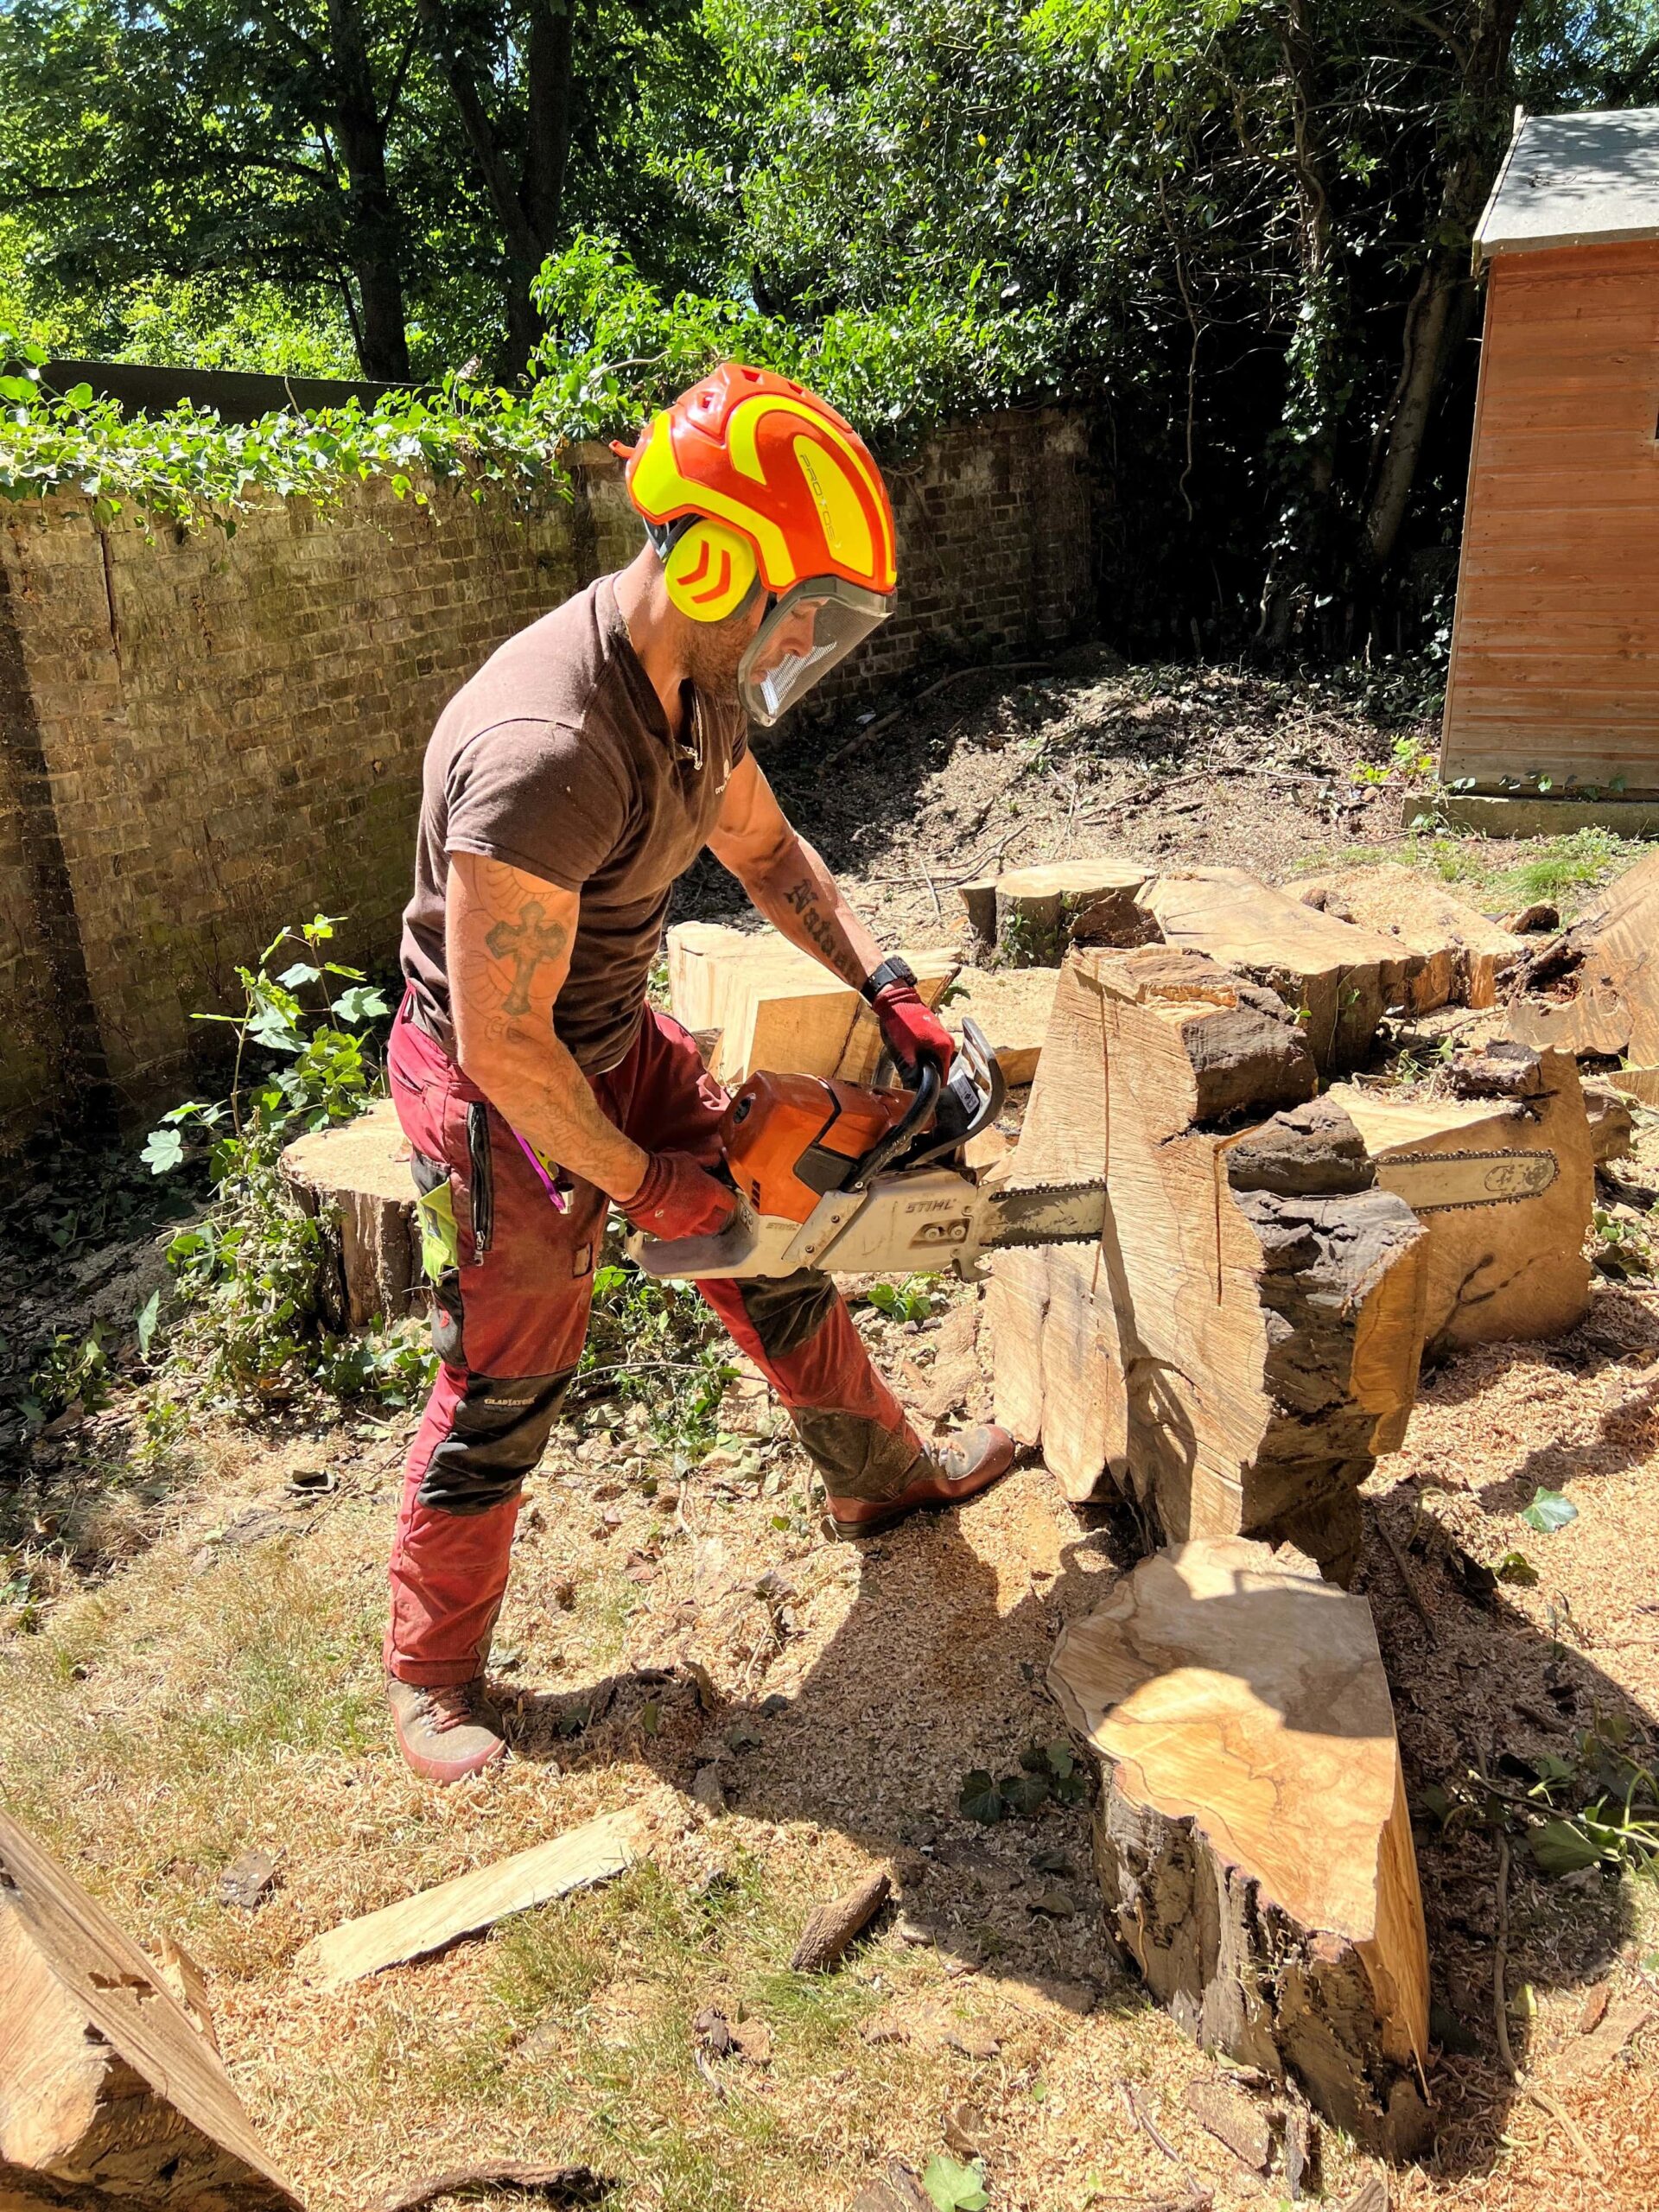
660;517;760;622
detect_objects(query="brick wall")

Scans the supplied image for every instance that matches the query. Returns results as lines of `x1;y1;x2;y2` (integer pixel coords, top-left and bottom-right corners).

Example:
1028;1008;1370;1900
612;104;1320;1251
0;406;1098;1145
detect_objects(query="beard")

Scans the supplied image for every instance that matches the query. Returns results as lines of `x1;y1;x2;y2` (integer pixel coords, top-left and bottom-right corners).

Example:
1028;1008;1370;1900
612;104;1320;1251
682;592;765;702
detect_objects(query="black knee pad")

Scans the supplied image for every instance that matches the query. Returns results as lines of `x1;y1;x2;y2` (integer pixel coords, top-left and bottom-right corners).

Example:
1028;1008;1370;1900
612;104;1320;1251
417;1367;576;1514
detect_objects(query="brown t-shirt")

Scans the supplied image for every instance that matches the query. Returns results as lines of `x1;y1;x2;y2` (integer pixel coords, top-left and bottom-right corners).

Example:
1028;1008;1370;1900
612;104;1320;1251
400;575;747;1073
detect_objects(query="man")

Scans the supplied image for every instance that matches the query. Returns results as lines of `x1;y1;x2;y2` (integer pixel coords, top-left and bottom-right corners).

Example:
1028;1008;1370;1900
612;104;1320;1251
385;362;1014;1783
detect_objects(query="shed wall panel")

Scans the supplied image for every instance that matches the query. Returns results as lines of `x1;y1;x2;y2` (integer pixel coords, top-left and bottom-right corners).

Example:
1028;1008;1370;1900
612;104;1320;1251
1440;238;1659;793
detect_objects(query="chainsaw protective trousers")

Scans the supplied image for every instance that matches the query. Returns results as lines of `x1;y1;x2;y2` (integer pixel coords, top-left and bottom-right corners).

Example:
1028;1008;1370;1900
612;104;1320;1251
385;995;925;1684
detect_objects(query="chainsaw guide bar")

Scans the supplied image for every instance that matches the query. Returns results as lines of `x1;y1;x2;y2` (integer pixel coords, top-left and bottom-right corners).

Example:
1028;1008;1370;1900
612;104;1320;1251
1374;1147;1560;1213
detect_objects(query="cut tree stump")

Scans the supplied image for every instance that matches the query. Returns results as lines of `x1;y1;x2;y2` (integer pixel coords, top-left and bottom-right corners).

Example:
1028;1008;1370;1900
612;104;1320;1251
1505;849;1659;1100
1049;1538;1430;2157
665;923;956;1086
988;949;1428;1579
0;1807;302;2212
1327;1046;1594;1352
1291;867;1526;1013
958;858;1155;965
279;1098;423;1331
941;967;1058;1085
1137;868;1418;1074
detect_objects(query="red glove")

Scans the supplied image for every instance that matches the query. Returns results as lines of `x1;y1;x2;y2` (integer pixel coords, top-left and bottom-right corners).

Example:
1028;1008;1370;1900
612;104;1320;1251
620;1151;736;1241
872;977;954;1087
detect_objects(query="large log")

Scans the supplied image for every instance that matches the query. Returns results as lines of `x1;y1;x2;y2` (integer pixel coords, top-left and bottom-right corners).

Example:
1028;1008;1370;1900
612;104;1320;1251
1138;867;1419;1074
1505;849;1659;1099
664;923;956;1086
1328;1045;1594;1352
0;1809;302;2212
1049;1538;1430;2158
1292;865;1526;1012
958;858;1155;966
279;1098;423;1331
988;949;1428;1578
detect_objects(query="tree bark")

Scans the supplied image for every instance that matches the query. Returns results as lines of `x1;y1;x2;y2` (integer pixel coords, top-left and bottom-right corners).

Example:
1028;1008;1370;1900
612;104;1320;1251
325;0;411;379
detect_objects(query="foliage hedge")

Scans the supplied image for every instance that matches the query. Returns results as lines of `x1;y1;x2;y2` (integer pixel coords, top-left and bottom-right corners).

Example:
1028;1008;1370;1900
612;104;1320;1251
0;235;1058;531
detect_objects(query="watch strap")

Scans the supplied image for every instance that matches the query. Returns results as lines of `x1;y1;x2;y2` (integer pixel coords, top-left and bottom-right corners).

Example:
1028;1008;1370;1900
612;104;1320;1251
861;954;917;1006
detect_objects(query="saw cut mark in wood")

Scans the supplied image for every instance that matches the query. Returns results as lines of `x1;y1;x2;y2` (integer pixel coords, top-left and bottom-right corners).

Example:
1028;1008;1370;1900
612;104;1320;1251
0;1808;301;2212
295;1812;637;1991
665;922;956;1086
941;967;1059;1086
1049;1539;1430;2158
1292;866;1526;1011
1137;867;1419;1072
959;857;1155;965
992;949;1428;1577
1506;849;1659;1101
1329;1045;1593;1351
279;1097;423;1331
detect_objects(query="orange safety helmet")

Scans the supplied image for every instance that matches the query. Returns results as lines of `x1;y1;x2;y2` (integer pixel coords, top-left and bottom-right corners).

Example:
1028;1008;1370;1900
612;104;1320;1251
618;362;899;723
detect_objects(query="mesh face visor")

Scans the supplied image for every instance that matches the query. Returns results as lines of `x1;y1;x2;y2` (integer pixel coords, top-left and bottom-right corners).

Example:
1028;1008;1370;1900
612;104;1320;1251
737;576;893;727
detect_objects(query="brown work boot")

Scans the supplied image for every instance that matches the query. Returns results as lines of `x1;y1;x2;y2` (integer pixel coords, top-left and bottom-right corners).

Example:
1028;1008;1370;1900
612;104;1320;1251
386;1675;506;1783
825;1423;1016;1540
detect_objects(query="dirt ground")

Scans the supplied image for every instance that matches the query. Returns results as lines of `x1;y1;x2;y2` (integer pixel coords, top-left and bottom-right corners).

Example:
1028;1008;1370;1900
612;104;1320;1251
4;654;1659;2212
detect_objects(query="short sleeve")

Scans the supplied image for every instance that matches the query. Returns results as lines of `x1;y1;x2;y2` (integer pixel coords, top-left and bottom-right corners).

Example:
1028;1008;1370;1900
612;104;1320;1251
444;718;630;893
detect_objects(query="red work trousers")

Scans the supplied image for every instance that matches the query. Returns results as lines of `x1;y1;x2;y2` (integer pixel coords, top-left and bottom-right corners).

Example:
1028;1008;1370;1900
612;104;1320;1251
385;996;925;1684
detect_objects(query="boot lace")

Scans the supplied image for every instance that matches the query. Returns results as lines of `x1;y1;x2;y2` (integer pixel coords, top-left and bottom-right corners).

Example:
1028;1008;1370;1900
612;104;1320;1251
422;1681;481;1735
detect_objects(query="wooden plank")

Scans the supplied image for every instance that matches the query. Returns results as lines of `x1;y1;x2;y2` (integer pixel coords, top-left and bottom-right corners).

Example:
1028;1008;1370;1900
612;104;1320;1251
295;1813;638;1990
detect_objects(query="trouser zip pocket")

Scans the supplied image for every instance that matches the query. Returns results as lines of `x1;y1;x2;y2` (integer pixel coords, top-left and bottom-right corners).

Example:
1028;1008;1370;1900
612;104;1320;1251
467;1102;495;1257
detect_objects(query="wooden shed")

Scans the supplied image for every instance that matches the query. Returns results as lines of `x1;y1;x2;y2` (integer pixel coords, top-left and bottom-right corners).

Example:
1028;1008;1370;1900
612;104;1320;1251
1440;108;1659;817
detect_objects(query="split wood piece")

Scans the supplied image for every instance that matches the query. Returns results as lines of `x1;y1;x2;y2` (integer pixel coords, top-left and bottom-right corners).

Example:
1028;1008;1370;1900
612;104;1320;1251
294;1811;637;1991
665;922;956;1086
943;967;1059;1086
789;1868;891;1972
374;2164;608;2212
279;1097;422;1331
1180;2077;1275;2173
152;1934;219;2054
1137;867;1419;1073
991;949;1428;1577
1583;1076;1636;1164
1506;849;1659;1100
1049;1538;1431;2158
0;1806;302;2212
959;857;1156;966
1327;1046;1593;1352
1292;866;1526;1012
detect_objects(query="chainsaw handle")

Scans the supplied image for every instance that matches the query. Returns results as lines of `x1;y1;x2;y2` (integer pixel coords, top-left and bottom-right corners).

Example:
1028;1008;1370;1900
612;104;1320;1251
846;1058;940;1192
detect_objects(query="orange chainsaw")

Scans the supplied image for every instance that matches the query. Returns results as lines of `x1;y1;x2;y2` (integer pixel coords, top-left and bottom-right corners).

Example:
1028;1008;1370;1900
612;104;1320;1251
627;1018;1106;1282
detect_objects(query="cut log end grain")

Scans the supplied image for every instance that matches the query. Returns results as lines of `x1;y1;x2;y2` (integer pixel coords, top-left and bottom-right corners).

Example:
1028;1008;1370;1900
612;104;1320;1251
1290;866;1526;1012
0;1808;302;2212
279;1097;423;1332
960;858;1156;965
1329;1044;1594;1352
788;1869;891;1972
1506;848;1659;1071
1049;1539;1430;2158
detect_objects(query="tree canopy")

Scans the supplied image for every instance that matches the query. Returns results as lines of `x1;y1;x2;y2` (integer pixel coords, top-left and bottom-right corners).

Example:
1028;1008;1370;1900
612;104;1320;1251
3;0;1657;644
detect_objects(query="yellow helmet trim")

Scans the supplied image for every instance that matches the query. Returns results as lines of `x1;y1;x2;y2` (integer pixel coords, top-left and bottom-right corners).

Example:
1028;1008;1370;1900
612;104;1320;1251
663;519;759;622
630;411;794;582
727;394;896;586
791;435;875;577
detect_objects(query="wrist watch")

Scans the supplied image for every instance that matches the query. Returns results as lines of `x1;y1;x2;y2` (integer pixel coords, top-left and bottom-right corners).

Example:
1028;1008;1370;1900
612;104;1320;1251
860;954;917;1005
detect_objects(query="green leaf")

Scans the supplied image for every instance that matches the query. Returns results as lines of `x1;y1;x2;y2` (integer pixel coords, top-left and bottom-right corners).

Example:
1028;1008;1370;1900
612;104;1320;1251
331;985;389;1026
0;375;35;404
922;2154;989;2211
1528;1818;1604;1877
142;1127;185;1174
278;962;321;987
1521;1488;1578;1535
135;1288;162;1357
958;1770;1005;1824
998;1771;1050;1817
1495;1550;1538;1586
1416;1783;1453;1826
1045;1738;1076;1778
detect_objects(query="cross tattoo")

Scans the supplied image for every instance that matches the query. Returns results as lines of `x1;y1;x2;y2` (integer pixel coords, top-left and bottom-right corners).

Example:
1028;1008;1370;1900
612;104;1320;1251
486;900;566;1015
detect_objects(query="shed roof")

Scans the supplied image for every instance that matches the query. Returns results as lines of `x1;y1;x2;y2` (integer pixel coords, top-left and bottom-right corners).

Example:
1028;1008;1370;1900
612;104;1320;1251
1477;106;1659;259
